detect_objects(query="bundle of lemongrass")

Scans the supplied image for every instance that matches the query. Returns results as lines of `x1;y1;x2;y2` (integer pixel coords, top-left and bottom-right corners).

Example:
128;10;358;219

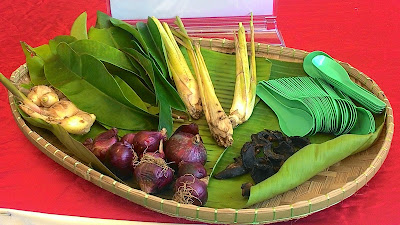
153;14;256;147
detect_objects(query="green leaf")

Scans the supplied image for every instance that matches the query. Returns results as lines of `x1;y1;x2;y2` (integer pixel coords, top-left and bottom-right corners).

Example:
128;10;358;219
114;76;148;111
44;42;158;131
122;48;155;90
106;63;156;105
87;27;152;84
136;21;168;77
109;17;149;55
49;35;78;54
121;48;156;90
157;100;173;135
152;57;187;136
69;39;137;73
88;26;134;49
95;10;112;28
70;121;108;142
70;12;88;40
20;42;52;85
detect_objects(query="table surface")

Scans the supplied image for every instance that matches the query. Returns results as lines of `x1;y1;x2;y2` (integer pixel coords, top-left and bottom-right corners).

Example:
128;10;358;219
0;0;399;224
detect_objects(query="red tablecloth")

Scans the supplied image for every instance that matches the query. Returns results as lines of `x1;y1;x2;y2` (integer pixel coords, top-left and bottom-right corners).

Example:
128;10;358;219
0;0;399;224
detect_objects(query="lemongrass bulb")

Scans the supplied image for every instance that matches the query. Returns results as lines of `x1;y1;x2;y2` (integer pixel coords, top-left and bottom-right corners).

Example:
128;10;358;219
59;111;96;135
40;92;59;107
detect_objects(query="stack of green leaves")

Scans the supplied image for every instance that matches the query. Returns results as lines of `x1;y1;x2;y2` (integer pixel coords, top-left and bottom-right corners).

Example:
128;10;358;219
21;11;187;138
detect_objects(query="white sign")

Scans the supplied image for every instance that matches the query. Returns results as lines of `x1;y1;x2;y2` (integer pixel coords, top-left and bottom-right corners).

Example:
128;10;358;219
109;0;274;20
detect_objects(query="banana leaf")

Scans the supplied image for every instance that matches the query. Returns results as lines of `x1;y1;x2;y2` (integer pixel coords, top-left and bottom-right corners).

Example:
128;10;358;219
44;42;158;131
70;12;88;40
245;114;384;207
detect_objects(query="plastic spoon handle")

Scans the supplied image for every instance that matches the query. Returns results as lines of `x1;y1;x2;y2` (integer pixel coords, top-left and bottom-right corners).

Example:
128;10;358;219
312;55;386;112
256;84;313;137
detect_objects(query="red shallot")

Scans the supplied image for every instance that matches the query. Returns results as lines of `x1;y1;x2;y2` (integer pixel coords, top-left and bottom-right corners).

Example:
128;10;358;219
173;174;208;206
132;128;167;157
165;132;207;165
90;128;119;161
178;161;207;179
134;153;174;193
107;141;138;178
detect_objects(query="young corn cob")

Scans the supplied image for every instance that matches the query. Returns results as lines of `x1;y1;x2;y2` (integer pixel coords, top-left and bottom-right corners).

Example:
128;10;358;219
151;17;202;119
229;17;257;127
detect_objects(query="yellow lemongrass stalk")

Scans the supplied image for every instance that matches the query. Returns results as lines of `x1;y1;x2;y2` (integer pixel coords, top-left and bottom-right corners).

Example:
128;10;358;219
194;43;233;147
151;17;202;119
229;17;257;127
247;14;257;120
174;16;198;73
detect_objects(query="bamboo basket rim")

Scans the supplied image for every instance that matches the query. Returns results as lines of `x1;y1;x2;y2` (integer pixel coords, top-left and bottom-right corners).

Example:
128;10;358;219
7;39;394;224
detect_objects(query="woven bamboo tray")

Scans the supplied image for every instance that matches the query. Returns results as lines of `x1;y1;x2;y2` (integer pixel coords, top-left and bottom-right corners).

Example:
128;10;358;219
8;39;394;224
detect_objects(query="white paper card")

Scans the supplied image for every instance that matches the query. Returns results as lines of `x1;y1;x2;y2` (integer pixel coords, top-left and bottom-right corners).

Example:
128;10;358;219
109;0;274;20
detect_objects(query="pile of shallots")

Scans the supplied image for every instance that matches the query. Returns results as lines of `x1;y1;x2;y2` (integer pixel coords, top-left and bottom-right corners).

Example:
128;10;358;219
83;123;208;206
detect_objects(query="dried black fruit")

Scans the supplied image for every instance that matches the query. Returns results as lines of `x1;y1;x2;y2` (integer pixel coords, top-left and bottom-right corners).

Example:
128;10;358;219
290;136;311;149
214;157;247;179
213;130;311;187
241;183;253;197
251;161;275;184
273;141;295;156
240;142;257;170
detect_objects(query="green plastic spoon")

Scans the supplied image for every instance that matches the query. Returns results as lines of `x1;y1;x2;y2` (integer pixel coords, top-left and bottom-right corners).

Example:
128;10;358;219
256;84;314;137
311;55;386;113
349;107;374;134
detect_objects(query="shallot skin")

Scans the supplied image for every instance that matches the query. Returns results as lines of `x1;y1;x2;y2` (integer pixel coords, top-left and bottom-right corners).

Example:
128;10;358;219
174;123;199;136
90;128;119;161
173;175;208;206
178;161;207;179
132;129;167;157
165;133;207;166
108;141;137;178
134;154;174;194
120;133;136;145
